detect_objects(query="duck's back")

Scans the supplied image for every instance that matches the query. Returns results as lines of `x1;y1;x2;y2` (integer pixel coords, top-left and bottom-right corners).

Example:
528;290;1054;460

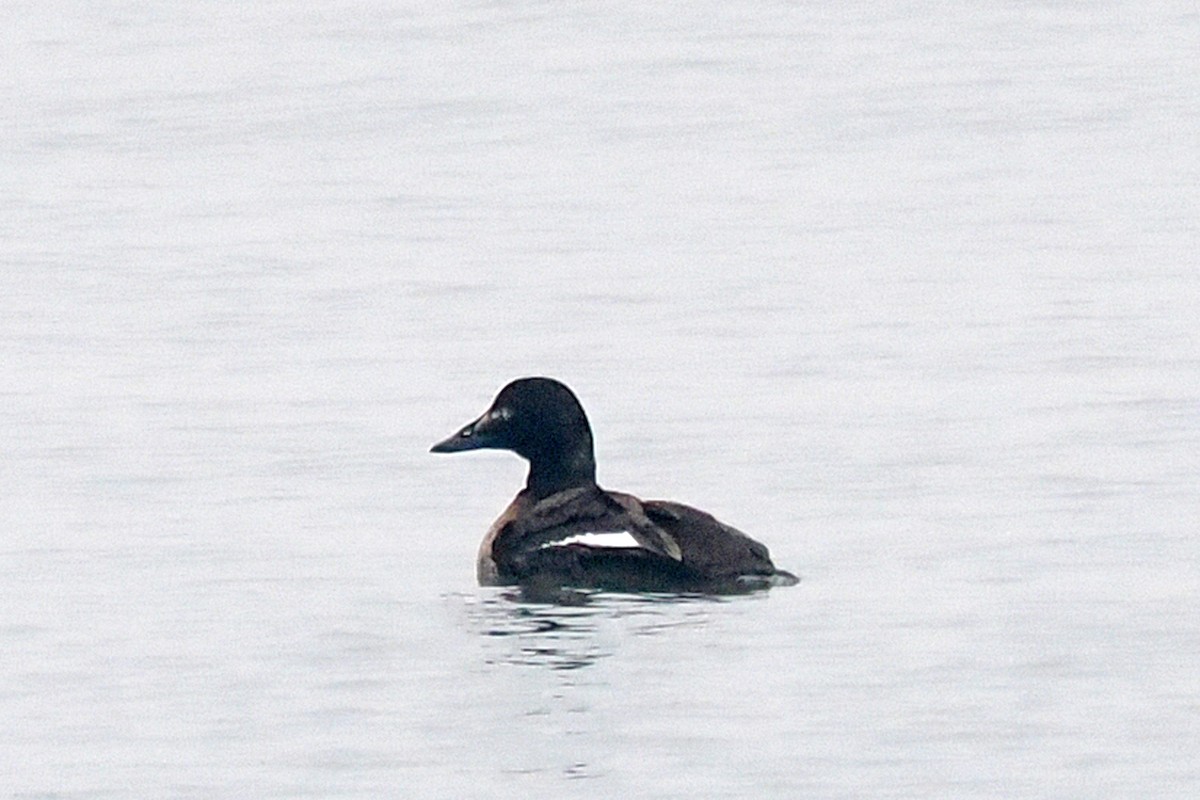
480;486;794;592
635;498;780;580
487;487;679;574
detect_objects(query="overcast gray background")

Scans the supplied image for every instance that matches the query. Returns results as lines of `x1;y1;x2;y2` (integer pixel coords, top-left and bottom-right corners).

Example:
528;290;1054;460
3;2;1198;797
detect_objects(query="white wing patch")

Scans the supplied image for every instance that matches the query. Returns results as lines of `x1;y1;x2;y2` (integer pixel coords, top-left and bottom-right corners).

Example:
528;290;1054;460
541;531;641;549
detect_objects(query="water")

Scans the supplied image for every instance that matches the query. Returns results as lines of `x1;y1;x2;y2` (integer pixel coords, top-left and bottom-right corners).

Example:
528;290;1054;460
3;2;1198;797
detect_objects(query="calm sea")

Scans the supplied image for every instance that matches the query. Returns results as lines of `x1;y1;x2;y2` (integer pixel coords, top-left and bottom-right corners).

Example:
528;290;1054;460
3;2;1197;797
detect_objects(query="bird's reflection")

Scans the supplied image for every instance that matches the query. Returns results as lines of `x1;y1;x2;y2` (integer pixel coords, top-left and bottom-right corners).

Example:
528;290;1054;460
450;588;725;671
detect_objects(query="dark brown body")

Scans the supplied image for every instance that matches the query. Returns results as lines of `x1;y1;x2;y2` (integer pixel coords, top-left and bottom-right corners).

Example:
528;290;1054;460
478;485;794;593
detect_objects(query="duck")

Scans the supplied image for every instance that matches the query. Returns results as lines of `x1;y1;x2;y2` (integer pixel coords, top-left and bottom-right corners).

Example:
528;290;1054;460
430;377;798;594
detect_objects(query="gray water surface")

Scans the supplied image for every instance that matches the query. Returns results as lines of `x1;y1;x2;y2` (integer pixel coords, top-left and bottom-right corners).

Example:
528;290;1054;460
3;2;1198;798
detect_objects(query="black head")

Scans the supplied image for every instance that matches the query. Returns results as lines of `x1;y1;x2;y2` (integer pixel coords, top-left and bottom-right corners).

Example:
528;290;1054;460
430;377;597;497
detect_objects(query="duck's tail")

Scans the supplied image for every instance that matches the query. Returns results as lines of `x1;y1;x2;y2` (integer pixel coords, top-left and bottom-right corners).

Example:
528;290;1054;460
736;569;800;589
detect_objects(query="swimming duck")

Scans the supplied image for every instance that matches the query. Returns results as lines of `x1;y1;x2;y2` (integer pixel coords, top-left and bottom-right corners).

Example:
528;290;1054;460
431;377;798;594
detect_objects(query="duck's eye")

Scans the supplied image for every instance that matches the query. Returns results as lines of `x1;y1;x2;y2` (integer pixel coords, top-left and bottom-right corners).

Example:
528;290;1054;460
489;406;512;422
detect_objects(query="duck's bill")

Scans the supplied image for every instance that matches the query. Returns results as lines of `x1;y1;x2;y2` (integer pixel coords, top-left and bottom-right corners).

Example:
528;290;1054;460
430;416;491;453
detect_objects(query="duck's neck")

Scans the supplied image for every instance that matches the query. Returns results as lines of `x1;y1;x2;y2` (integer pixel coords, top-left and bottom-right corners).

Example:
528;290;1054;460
524;446;597;499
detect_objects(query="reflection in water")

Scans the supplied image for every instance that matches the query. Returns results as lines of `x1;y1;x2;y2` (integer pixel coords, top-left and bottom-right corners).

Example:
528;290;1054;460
448;589;725;671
